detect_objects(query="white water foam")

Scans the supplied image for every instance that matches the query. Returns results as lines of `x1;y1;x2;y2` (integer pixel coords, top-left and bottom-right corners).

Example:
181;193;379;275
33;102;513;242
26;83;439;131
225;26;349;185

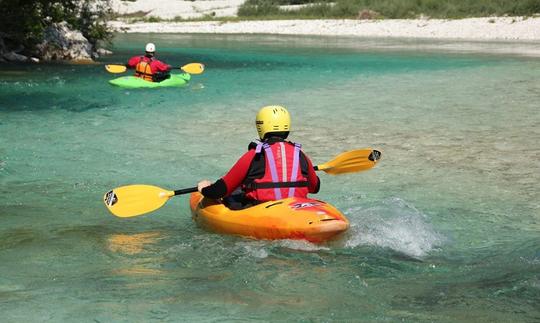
344;197;445;258
240;242;270;259
237;239;330;259
274;239;331;252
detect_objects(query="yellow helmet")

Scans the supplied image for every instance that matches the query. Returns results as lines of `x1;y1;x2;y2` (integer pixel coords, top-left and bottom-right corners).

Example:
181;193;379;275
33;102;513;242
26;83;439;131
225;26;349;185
256;105;291;140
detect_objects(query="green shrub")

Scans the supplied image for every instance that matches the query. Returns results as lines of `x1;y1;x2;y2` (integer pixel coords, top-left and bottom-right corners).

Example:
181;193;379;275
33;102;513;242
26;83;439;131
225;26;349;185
238;0;281;16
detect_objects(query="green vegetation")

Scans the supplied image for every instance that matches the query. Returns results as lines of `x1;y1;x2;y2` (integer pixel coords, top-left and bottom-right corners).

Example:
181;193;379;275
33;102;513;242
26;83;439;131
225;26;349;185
238;0;540;19
1;0;113;53
114;0;539;25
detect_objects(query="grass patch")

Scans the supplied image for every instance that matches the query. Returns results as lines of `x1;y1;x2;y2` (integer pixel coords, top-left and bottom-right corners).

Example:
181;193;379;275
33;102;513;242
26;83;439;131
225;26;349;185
116;10;153;19
113;0;540;24
238;0;540;19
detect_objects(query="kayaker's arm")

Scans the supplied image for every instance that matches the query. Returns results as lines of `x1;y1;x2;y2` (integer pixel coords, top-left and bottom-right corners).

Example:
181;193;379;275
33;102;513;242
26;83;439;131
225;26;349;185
312;176;321;194
200;179;228;199
153;59;172;72
301;151;321;194
199;150;256;199
126;56;140;68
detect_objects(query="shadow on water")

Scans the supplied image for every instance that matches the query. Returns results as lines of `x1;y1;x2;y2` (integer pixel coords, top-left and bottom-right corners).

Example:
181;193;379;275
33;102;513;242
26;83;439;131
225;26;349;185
0;63;119;112
0;92;116;112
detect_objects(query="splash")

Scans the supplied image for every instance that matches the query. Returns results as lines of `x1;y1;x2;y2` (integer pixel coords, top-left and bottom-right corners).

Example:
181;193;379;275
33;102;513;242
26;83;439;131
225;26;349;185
344;197;445;258
275;239;330;252
240;243;270;259
4;80;39;88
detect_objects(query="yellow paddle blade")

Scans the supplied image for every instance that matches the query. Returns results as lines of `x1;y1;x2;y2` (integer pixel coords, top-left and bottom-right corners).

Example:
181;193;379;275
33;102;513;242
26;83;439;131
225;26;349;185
105;64;127;73
103;185;174;218
317;149;381;175
181;63;205;74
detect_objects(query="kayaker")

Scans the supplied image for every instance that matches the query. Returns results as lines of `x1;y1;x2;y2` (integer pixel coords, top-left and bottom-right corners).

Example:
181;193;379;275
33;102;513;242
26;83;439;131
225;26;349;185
197;105;320;209
126;43;171;82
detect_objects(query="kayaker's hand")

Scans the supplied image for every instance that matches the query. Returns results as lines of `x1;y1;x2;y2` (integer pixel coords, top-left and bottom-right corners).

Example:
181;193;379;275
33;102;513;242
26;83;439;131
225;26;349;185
198;180;212;193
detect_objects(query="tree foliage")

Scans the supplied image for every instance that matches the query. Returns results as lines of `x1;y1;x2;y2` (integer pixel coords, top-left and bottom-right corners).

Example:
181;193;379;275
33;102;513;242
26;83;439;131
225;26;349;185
1;0;112;51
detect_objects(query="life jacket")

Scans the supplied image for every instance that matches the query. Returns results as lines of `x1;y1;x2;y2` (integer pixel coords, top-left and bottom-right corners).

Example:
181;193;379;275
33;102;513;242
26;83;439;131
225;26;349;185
134;56;154;81
243;141;309;202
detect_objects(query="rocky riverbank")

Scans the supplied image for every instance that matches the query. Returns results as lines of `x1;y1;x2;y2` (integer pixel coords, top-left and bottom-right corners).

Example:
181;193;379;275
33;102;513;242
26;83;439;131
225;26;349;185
110;16;540;41
0;22;111;63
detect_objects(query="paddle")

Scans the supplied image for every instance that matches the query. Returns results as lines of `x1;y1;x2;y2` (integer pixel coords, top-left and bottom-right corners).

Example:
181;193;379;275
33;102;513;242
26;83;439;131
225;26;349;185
104;148;381;218
314;148;381;175
105;62;205;74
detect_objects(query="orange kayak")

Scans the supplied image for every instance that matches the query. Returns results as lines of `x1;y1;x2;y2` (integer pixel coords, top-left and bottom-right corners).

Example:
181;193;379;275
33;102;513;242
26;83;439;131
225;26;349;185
189;192;349;243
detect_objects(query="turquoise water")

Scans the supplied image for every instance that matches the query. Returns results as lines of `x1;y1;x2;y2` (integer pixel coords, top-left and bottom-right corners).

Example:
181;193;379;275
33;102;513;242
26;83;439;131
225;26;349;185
1;33;539;322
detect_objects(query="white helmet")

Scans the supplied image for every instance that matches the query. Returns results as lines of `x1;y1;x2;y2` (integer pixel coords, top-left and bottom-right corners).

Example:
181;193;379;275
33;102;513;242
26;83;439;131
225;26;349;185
145;43;155;52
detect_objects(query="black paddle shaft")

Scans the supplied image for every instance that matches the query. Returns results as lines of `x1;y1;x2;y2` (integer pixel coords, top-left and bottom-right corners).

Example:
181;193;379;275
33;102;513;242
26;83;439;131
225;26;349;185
174;187;198;196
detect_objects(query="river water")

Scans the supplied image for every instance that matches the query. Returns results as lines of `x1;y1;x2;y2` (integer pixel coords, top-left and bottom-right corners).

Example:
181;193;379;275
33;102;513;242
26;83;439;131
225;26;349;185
1;33;539;322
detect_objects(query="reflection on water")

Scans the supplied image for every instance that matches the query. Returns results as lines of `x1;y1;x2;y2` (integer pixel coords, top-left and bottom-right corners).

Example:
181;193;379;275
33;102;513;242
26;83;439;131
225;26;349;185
107;232;162;255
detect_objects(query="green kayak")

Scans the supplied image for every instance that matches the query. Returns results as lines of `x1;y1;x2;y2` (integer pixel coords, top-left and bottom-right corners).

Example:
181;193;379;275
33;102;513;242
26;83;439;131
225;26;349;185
109;73;191;89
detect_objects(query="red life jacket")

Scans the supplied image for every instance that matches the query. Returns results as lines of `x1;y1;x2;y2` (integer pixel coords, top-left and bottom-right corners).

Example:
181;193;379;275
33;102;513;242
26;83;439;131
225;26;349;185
244;141;309;202
135;56;154;81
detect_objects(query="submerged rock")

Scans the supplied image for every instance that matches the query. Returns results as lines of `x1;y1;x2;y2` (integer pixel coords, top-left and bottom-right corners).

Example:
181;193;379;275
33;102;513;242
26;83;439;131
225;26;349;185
36;22;93;62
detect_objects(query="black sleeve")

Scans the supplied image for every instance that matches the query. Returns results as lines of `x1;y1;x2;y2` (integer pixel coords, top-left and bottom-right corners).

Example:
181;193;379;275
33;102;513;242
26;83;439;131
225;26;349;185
313;176;321;194
299;152;309;176
201;178;228;199
299;151;321;194
247;141;258;150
